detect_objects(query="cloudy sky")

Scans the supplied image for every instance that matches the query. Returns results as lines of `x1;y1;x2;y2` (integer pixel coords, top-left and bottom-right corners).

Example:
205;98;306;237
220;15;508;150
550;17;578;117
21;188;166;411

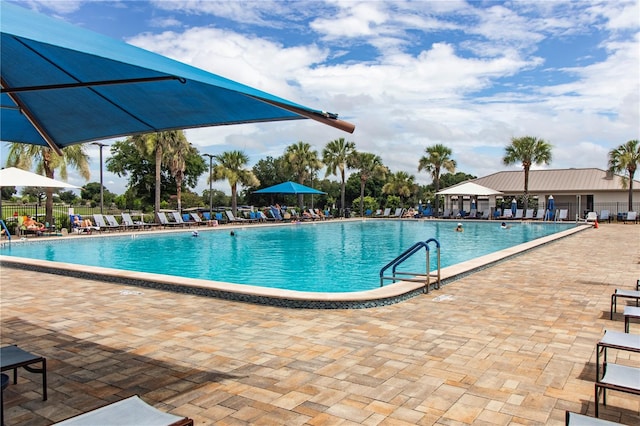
4;0;639;195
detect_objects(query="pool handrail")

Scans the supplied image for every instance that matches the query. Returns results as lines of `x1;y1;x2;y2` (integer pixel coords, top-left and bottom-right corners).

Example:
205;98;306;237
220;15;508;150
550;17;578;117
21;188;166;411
380;239;441;293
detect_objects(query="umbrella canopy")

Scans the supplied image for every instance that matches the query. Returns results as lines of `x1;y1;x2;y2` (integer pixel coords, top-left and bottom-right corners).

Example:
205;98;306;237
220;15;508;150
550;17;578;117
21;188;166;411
436;181;503;196
1;3;355;155
253;181;326;195
0;167;79;188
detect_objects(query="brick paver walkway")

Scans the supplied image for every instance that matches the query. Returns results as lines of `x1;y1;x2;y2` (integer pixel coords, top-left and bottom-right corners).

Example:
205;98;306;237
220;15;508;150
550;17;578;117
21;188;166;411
1;223;639;425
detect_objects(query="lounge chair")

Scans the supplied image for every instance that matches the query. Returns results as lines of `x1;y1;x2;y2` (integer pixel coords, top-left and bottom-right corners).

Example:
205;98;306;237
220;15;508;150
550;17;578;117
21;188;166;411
600;210;611;223
269;206;283;221
259;211;275;221
156;212;181;227
189;213;205;226
466;209;477;219
580;211;598;224
121;212;144;230
391;208;403;218
514;209;524;219
381;207;391;217
556;209;568;221
70;214;100;234
52;395;193;425
442;208;451;218
480;210;490;220
534;208;545;220
105;214;127;231
565;411;621;425
524;209;534;220
225;211;249;223
502;210;513;220
610;288;640;319
93;214;119;232
624;211;638;224
170;212;190;227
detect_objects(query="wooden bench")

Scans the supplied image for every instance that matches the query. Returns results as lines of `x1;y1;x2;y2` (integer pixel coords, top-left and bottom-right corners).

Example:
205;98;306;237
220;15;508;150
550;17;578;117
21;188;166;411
595;330;640;417
610;289;640;319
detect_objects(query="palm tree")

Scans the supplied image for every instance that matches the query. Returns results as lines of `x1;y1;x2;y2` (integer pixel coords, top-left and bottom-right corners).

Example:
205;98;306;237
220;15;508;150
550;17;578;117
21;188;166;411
322;138;356;215
131;131;182;215
382;171;415;202
418;144;456;217
608;139;640;211
502;136;552;204
164;131;190;213
349;152;387;216
212;150;259;215
5;144;90;224
284;141;322;208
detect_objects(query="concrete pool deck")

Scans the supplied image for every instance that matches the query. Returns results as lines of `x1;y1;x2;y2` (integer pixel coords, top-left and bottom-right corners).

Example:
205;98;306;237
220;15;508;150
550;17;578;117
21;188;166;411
0;219;588;308
1;222;639;424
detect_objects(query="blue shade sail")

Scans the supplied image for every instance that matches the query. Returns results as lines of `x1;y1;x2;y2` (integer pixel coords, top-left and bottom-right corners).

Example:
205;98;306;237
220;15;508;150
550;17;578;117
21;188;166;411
0;3;354;154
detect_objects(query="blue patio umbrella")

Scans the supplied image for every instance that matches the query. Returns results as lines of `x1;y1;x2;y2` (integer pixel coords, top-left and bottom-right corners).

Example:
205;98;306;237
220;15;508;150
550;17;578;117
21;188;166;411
1;3;354;155
547;195;555;220
511;198;517;215
253;181;326;195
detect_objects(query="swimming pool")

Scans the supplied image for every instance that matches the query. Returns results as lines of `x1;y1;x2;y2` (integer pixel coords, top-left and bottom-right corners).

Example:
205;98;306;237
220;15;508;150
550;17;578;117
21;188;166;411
1;220;576;292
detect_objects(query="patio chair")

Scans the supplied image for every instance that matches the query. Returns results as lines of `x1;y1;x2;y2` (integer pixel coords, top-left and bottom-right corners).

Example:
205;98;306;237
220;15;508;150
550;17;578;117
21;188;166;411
624;211;638;224
170;212;190;227
391;208;404;218
502;210;513;220
556;209;568;221
189;213;205;226
600;210;611;223
524;209;534;220
121;212;144;230
93;214;119;232
565;411;621;425
610;288;640;319
105;214;127;231
52;395;193;425
381;207;391;217
534;208;545;220
156;212;181;227
225;211;249;223
514;209;524;219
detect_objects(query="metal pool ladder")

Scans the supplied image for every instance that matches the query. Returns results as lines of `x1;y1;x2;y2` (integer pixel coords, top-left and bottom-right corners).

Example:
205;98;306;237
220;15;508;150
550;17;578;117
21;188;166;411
379;238;441;293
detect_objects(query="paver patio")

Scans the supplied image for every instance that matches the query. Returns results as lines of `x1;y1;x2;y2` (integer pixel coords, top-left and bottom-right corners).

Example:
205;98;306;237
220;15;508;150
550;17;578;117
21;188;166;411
1;223;639;425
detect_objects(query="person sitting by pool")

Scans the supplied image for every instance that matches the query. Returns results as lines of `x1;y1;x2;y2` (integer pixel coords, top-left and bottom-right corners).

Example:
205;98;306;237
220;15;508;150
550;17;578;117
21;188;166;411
403;207;417;218
73;215;93;228
24;216;45;231
500;222;511;229
455;223;463;232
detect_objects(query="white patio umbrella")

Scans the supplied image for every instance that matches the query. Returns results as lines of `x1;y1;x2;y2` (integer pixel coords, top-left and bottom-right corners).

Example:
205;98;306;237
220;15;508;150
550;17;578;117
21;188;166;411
0;167;79;189
0;167;80;226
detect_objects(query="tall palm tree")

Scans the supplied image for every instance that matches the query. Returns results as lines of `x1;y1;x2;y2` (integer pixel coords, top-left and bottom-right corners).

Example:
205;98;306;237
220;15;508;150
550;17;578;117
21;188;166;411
382;171;415;202
284;141;322;208
322;138;356;215
349;152;387;217
165;131;190;213
418;144;456;217
132;131;181;215
5;144;90;224
502;136;552;204
212;150;259;215
608;139;640;211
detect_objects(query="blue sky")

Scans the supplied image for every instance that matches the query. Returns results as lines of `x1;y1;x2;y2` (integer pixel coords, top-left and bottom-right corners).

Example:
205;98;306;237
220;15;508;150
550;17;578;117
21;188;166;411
3;0;639;195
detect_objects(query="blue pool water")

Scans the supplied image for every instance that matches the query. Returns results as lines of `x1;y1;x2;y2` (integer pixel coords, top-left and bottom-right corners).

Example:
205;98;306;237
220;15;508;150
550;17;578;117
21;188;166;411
1;220;574;292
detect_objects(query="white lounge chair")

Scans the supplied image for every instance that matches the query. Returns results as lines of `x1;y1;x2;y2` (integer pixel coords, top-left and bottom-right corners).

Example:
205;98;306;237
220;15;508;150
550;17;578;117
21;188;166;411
524;209;534;220
53;395;193;425
623;211;638;224
93;214;119;231
156;212;181;227
534;208;545;220
556;209;568;221
514;209;524;219
225;210;249;223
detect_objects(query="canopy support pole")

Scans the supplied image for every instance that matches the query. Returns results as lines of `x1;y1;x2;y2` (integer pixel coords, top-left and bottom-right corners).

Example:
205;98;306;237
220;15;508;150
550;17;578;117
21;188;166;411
251;97;355;134
1;77;63;155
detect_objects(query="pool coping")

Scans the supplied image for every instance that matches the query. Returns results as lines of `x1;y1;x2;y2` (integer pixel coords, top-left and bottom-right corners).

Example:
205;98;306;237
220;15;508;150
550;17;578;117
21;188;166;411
0;220;592;309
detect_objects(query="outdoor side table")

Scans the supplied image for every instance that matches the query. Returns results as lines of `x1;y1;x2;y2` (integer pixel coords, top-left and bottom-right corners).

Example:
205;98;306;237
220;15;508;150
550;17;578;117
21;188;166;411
595;330;640;417
623;306;640;333
0;345;47;401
